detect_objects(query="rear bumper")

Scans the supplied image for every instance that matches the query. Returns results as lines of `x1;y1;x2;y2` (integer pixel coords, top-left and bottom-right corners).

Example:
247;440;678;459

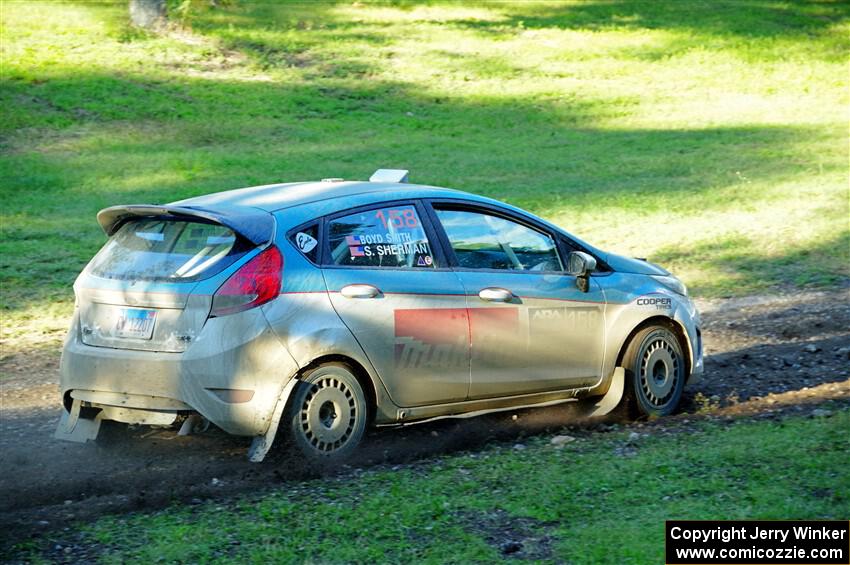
59;308;299;436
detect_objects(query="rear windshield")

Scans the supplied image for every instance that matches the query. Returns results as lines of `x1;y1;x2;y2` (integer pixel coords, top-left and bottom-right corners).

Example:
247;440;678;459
89;219;252;282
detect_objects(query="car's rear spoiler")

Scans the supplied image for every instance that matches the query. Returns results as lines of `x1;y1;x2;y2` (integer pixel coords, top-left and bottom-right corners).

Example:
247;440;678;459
96;204;275;246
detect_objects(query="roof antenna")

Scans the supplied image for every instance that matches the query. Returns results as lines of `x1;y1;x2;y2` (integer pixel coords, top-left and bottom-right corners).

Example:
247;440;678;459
369;169;409;183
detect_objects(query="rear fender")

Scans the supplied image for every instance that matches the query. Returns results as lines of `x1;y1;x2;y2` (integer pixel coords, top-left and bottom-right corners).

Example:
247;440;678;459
261;288;399;422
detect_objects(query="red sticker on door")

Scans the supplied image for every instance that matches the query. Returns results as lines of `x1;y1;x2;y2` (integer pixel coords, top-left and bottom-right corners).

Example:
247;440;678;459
394;307;520;370
394;308;468;370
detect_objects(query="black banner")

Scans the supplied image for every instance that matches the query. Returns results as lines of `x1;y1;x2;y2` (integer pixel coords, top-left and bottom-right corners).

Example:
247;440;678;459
666;520;849;564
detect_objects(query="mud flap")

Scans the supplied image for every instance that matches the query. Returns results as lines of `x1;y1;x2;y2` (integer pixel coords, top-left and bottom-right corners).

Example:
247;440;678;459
578;367;625;418
247;377;300;463
54;398;103;443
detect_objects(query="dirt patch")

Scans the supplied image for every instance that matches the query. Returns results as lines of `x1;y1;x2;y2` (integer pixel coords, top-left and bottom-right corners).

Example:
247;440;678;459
455;508;555;560
1;289;848;553
686;289;849;411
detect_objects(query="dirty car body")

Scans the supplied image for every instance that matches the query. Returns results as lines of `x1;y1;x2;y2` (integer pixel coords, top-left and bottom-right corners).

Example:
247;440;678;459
57;170;703;461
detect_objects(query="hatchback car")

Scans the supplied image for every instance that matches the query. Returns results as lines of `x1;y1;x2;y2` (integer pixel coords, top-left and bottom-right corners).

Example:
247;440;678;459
56;169;703;462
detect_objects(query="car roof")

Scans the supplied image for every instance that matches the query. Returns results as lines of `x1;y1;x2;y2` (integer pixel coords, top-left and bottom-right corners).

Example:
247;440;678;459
171;180;468;212
166;178;604;257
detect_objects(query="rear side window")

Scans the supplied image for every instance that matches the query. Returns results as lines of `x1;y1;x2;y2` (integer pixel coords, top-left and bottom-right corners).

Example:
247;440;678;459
435;209;562;272
89;219;252;282
327;204;435;268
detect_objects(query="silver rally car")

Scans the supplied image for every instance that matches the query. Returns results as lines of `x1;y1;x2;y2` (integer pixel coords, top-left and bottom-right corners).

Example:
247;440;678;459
57;169;703;462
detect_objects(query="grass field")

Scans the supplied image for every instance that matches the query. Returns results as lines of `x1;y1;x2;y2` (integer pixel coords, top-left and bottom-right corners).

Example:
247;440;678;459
15;407;848;563
1;1;849;358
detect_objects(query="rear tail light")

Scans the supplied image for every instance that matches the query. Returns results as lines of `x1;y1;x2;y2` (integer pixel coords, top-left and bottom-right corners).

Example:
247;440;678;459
211;245;283;317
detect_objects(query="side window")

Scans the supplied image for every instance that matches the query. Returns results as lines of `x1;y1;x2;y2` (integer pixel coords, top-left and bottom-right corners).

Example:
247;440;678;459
435;209;562;272
290;224;320;263
327;204;435;268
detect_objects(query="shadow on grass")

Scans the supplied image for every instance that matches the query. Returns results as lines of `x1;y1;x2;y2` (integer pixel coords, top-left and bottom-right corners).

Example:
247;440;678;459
0;65;835;310
182;0;850;41
155;0;850;92
2;0;846;308
1;69;817;194
473;0;849;44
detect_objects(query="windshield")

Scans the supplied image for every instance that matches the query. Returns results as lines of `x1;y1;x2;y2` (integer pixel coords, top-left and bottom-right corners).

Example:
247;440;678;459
89;219;252;282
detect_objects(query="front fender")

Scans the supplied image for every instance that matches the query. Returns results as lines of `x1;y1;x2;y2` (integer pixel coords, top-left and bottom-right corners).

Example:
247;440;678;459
593;273;702;395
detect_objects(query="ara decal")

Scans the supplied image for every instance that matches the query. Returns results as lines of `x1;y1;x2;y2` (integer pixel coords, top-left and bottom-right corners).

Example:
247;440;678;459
529;306;601;333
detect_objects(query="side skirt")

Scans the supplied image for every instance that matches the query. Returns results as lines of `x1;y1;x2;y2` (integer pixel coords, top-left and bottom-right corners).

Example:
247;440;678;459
379;368;625;427
383;396;581;428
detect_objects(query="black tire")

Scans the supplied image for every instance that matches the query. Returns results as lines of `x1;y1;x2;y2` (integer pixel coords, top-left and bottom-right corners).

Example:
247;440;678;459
285;363;368;462
622;324;686;417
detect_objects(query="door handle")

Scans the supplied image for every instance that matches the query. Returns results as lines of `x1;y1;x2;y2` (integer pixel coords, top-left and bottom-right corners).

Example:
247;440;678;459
478;287;514;302
340;284;381;299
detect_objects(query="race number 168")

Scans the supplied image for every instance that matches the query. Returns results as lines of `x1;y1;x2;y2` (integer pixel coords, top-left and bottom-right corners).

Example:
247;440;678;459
376;208;418;229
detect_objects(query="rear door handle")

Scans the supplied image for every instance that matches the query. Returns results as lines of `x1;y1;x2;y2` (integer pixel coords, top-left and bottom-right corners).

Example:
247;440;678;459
340;284;381;299
478;287;514;302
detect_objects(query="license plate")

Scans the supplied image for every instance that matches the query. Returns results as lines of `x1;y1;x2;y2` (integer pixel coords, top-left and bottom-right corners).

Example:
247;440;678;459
114;308;157;340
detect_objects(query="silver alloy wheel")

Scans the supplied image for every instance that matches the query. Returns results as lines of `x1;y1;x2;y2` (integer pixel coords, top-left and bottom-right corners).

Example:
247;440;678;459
638;334;682;408
300;376;358;453
288;363;368;460
622;324;687;417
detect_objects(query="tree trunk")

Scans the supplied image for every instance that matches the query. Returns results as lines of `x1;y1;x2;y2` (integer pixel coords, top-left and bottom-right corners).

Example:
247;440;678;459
129;0;166;29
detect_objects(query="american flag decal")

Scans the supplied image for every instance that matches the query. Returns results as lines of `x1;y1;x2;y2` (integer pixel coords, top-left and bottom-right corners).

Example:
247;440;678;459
346;235;365;257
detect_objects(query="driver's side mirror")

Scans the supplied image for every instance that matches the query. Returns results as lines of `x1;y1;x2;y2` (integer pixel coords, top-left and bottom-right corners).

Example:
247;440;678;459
566;251;597;292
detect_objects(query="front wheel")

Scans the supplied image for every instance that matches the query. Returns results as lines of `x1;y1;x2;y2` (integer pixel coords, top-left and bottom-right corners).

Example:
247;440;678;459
286;363;368;462
622;325;686;417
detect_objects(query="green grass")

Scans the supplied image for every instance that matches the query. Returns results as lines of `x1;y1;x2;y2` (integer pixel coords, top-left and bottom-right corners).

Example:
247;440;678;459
22;407;848;563
1;0;848;351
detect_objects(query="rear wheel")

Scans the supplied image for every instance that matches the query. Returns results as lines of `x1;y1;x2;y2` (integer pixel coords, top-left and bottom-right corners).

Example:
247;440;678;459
286;363;368;462
622;324;686;417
